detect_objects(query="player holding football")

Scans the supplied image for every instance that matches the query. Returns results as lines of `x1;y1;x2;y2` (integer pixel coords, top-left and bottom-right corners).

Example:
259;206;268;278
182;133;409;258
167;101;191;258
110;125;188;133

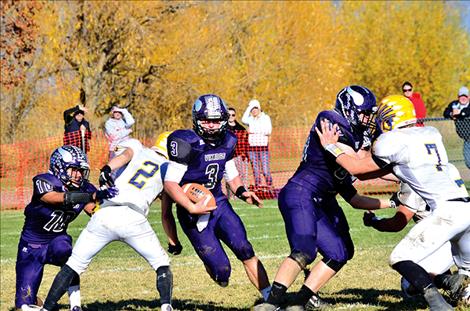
15;145;117;311
35;134;199;311
316;95;470;311
255;85;397;311
163;94;272;301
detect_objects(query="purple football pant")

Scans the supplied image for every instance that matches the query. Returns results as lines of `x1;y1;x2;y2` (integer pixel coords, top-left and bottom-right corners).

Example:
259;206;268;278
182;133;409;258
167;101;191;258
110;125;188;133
15;234;73;308
177;199;255;284
278;182;354;266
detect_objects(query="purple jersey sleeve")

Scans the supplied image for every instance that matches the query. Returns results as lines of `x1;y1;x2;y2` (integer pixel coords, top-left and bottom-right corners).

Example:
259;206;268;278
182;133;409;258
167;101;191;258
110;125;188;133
20;173;96;244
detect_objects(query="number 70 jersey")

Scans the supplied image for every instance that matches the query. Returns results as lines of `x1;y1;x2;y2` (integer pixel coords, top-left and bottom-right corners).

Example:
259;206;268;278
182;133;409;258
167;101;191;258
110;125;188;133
103;139;168;217
372;126;464;210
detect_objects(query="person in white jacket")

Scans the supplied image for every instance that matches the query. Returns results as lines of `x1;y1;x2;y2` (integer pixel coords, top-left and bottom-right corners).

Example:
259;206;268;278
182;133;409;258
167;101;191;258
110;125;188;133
242;99;273;187
105;106;135;159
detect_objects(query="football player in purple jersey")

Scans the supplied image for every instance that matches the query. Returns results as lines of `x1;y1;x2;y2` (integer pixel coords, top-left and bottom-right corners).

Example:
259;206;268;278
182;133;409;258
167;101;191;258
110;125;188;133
255;86;395;311
14;146;117;311
164;94;272;301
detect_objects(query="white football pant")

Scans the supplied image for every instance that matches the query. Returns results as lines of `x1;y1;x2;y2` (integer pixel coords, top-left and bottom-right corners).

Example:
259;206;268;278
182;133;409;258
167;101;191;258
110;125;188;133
67;206;170;274
389;201;470;275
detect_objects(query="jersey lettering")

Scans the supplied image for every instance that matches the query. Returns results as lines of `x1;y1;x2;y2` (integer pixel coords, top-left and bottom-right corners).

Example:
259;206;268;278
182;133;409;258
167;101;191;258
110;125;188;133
129;161;159;189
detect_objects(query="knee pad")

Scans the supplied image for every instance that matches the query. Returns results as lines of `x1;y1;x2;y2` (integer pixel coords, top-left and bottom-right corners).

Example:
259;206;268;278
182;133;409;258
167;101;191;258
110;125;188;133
233;243;255;262
204;263;230;287
289;250;314;270
322;257;346;272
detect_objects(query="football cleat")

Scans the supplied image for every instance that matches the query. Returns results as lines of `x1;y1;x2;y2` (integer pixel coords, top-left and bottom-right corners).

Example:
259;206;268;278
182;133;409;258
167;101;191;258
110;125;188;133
305;292;329;310
439;273;470;302
71;306;82;311
423;287;453;311
161;303;173;311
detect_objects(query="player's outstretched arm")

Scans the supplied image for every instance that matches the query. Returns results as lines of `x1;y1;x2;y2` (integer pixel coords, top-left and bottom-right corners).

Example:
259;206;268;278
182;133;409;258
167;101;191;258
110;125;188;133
349;193;393;210
161;192;182;255
363;205;414;232
315;119;382;176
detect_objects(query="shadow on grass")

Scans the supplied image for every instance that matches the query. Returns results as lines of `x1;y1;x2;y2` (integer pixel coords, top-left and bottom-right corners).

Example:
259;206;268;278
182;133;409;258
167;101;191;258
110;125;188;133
316;287;428;311
81;298;250;311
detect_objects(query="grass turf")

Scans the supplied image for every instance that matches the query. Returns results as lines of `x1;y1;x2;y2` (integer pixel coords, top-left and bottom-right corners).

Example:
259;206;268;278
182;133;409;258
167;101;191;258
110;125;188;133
0;198;466;310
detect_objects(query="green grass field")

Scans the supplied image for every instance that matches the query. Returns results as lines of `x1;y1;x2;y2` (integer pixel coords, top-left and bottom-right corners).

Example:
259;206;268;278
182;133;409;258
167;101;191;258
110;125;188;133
0;199;467;311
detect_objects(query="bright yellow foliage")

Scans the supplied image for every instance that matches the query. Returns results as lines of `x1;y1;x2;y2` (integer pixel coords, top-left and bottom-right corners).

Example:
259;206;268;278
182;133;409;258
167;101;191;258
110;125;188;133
1;1;468;142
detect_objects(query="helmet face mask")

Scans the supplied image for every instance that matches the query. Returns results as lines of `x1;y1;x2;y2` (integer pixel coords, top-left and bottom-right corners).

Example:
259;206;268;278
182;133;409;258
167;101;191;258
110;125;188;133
192;94;229;143
49;146;90;189
335;85;377;136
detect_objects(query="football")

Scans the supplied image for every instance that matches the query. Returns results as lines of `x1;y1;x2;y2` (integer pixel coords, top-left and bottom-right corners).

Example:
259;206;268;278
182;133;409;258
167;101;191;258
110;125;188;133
182;183;216;208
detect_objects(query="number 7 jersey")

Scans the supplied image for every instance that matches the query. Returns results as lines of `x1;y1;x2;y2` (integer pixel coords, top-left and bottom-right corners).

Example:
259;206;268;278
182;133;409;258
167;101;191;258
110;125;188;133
102;139;168;217
372;126;465;210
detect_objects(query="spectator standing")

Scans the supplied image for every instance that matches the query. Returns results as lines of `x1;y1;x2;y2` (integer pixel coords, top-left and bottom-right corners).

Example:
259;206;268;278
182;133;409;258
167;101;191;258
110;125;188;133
227;107;250;189
402;81;427;126
242;99;273;188
104;106;135;159
63;104;91;153
443;86;470;169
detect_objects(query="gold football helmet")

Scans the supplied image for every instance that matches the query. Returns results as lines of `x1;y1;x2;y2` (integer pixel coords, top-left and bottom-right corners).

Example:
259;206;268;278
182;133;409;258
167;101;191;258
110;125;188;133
376;95;416;133
151;131;172;158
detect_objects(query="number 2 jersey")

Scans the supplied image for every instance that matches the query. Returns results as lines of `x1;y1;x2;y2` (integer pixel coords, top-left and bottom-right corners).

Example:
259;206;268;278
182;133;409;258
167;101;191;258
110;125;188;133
372;126;466;210
21;174;97;244
100;138;168;217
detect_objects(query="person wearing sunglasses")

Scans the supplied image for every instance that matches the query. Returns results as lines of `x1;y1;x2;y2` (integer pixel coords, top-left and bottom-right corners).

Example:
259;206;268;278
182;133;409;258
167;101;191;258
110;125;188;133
402;81;427;127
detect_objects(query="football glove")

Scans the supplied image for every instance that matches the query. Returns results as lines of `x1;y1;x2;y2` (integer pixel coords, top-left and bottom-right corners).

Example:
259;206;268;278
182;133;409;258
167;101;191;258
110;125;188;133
168;242;183;255
95;187;119;201
99;165;114;187
363;211;379;227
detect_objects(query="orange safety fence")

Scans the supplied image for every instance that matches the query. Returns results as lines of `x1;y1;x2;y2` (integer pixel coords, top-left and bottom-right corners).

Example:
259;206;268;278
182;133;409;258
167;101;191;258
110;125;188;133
1;119;468;210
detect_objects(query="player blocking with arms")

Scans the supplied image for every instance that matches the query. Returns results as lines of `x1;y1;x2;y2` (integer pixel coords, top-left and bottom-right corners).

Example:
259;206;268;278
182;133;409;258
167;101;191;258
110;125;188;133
254;86;397;311
15;146;117;311
317;95;470;310
163;94;272;301
32;134;194;311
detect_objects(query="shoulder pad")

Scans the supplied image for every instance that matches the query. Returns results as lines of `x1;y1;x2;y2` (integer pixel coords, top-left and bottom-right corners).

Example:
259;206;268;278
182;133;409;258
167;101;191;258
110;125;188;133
168;131;194;164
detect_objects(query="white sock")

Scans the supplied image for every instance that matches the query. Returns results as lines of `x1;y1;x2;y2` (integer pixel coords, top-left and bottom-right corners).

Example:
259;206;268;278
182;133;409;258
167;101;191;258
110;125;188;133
260;285;272;301
68;285;81;309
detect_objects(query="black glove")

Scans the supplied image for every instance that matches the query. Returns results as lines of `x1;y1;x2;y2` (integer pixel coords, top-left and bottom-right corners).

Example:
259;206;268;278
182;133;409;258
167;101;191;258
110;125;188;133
390;191;401;209
99;165;114;187
363;211;379;227
95;187;119;201
168;242;183;255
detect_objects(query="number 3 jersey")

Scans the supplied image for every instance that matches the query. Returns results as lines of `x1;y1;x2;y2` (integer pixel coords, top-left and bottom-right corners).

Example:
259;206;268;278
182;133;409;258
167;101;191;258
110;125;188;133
21;174;97;244
372;126;465;210
101;138;168;217
166;129;237;200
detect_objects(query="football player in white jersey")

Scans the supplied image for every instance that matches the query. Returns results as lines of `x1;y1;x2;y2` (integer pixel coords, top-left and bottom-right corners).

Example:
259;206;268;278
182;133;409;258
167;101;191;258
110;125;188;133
363;163;468;302
316;95;470;311
35;133;212;311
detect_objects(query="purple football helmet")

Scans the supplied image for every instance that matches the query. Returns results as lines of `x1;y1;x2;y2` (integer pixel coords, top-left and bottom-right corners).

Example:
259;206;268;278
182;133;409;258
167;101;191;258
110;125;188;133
192;94;229;143
335;85;377;138
49;145;90;189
